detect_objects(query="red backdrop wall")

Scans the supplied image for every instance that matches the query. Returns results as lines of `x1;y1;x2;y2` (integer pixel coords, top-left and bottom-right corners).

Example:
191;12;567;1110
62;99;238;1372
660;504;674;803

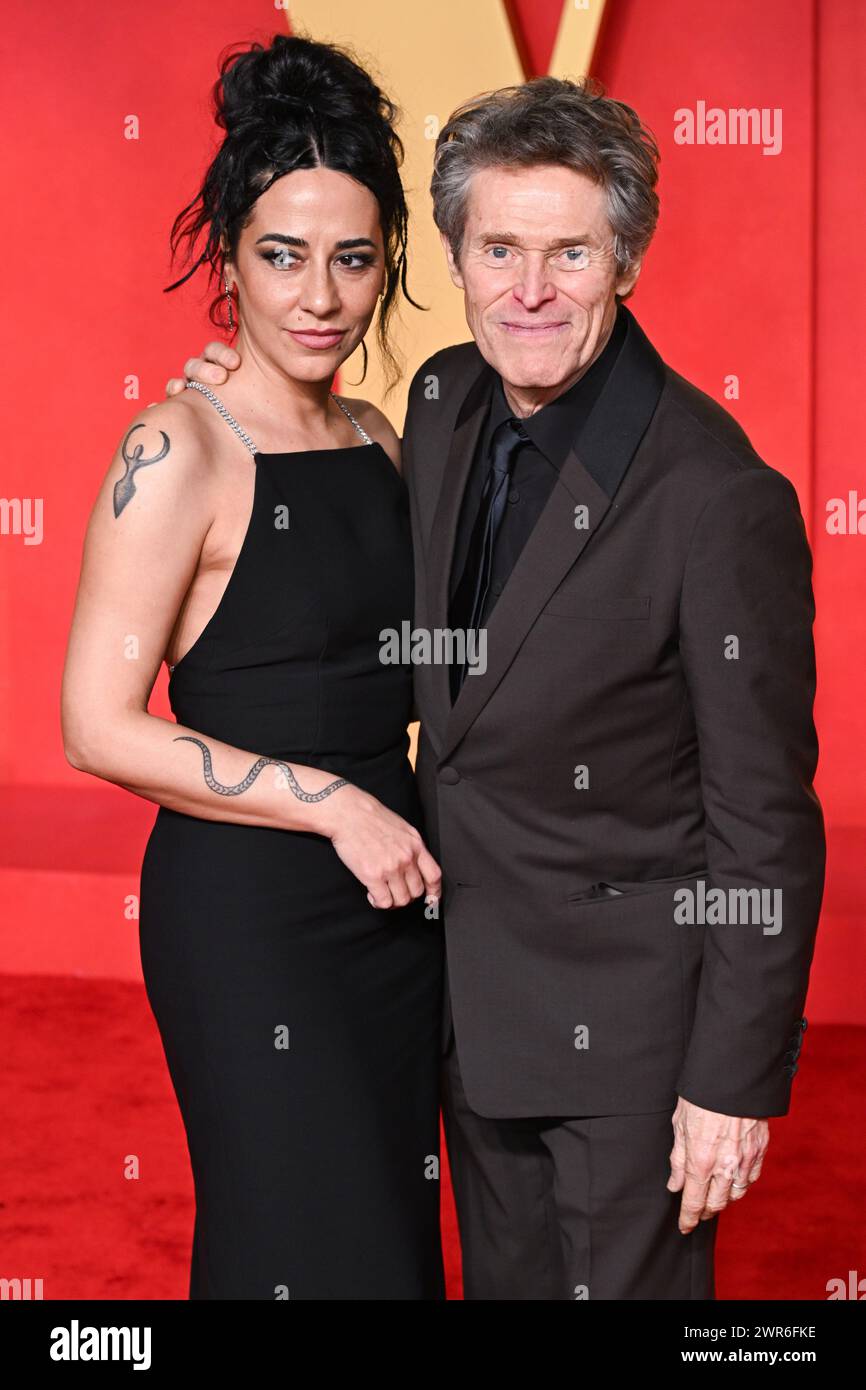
0;1;862;1020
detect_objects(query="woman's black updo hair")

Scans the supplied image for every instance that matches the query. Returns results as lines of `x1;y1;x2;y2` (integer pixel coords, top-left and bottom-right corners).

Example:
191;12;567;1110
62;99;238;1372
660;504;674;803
165;32;421;393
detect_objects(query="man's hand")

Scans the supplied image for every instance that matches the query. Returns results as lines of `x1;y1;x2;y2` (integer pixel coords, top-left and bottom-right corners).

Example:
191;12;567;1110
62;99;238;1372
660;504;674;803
165;341;241;397
668;1096;769;1234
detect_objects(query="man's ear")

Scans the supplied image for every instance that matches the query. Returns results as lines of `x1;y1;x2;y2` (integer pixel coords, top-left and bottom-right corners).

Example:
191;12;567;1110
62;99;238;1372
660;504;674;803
615;256;642;300
440;231;465;290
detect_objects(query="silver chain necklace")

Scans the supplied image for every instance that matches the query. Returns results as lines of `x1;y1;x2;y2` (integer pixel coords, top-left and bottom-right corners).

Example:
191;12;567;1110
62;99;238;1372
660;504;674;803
184;381;373;452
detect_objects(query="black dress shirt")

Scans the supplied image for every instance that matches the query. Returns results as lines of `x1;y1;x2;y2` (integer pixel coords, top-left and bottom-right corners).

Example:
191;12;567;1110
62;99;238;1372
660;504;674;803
448;304;628;632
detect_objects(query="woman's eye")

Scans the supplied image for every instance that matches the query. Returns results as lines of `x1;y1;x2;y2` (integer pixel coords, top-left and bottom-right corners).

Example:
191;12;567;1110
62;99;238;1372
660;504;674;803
262;248;375;271
559;246;590;269
266;248;299;269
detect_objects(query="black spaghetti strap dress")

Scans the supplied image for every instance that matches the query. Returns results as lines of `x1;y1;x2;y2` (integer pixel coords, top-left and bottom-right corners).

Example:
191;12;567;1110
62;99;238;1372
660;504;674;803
138;388;445;1300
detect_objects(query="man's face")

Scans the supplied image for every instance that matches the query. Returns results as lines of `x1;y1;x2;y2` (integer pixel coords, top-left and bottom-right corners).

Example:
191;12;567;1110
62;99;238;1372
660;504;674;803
442;163;641;410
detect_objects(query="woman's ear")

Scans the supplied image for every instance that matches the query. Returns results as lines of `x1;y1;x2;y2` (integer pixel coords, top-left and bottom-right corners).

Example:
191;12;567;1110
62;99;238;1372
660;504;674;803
219;234;233;287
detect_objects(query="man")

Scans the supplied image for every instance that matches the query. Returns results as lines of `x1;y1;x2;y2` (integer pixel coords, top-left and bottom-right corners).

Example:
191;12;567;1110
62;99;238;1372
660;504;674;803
172;76;824;1300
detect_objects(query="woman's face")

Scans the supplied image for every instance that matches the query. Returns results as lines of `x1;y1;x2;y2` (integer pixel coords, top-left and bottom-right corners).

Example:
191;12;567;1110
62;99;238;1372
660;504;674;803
229;166;386;382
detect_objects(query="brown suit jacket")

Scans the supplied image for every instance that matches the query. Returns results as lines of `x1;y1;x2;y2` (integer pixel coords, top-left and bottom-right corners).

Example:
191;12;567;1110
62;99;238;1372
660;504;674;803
402;304;824;1120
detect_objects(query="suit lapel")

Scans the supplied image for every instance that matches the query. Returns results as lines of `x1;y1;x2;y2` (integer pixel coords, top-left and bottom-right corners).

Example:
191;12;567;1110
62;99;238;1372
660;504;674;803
426;361;495;726
439;448;612;761
424;305;667;762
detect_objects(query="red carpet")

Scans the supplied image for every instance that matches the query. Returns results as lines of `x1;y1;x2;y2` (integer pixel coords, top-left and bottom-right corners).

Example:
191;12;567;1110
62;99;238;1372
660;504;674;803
1;972;861;1300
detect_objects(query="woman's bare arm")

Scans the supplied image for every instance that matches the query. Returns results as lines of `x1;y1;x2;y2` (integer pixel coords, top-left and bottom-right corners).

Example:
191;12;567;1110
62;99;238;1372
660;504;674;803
61;400;441;906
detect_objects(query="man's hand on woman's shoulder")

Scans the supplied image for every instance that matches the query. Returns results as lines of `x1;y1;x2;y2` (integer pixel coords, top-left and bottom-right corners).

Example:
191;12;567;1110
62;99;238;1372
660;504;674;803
165;341;241;397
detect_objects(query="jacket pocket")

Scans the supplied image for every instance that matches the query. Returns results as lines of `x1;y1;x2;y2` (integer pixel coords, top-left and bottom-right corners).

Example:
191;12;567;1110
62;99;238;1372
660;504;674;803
566;869;709;905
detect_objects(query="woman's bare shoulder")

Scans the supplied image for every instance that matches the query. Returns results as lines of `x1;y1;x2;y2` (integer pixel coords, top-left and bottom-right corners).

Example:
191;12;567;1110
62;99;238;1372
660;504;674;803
116;392;217;472
113;387;240;501
97;391;229;535
339;396;402;474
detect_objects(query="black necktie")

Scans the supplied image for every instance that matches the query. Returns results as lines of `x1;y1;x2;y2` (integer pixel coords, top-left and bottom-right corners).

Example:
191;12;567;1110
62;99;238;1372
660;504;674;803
450;417;526;699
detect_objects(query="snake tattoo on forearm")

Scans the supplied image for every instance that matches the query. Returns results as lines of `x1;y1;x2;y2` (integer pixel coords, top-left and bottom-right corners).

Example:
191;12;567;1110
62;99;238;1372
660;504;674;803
174;736;348;801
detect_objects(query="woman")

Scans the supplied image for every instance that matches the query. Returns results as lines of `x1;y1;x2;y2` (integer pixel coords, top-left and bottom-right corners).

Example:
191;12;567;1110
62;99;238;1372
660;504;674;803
61;33;445;1300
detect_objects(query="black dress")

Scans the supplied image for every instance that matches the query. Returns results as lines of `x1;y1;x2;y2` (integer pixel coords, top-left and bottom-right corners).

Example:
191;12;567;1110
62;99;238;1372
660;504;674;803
139;389;445;1300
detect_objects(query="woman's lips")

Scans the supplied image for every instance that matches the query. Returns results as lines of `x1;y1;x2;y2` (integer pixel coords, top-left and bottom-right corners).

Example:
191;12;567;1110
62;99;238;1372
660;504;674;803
286;329;346;350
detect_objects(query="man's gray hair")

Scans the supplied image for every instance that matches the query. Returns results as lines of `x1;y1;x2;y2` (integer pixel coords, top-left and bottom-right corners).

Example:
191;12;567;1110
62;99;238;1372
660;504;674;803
430;76;660;292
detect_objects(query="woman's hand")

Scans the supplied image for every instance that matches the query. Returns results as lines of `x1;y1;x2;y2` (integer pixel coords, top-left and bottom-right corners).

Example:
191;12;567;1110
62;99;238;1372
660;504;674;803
324;784;441;910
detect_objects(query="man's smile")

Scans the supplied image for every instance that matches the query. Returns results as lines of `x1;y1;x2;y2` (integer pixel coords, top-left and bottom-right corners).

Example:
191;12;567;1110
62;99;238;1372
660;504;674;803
497;320;570;336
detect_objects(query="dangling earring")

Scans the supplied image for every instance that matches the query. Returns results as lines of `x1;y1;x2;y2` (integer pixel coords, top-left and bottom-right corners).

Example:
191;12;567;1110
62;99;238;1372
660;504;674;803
224;277;235;332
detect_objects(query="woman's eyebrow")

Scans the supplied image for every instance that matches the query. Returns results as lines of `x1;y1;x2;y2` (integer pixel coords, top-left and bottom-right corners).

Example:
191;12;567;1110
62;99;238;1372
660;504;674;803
255;233;308;246
254;234;377;249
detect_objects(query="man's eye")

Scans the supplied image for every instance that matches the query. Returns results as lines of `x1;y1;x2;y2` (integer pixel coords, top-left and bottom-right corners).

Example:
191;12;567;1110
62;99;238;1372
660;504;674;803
488;246;512;261
559;246;590;269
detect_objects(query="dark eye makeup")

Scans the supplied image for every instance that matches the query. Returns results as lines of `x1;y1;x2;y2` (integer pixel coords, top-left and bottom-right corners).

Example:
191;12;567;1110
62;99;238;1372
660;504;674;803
259;248;377;270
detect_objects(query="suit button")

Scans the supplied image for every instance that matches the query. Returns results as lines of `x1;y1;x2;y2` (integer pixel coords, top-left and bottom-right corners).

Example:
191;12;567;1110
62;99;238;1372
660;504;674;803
789;1061;799;1077
439;765;460;785
800;1017;808;1033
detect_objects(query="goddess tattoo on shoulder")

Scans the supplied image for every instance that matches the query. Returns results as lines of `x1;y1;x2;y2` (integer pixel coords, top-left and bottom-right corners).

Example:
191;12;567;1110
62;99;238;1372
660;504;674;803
114;424;170;518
